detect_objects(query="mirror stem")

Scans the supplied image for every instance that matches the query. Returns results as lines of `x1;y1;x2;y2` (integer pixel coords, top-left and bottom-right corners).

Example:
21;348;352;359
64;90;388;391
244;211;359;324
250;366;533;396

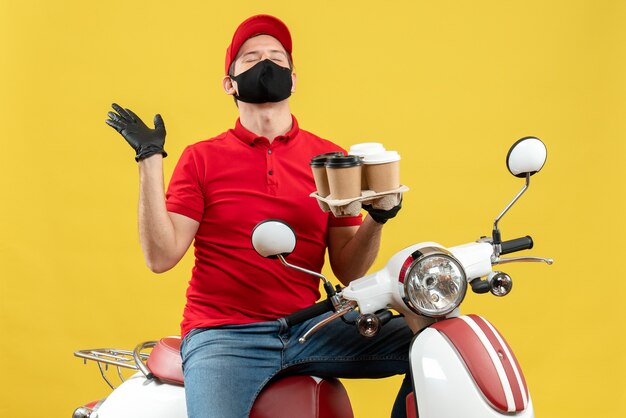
277;254;335;294
492;173;531;245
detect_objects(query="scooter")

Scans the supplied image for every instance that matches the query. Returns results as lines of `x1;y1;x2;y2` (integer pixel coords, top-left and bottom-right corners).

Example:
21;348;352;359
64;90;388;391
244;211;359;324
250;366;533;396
73;136;551;418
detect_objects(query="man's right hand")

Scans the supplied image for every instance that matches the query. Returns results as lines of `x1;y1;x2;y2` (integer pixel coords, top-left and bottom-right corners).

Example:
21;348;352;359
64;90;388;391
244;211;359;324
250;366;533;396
106;103;167;162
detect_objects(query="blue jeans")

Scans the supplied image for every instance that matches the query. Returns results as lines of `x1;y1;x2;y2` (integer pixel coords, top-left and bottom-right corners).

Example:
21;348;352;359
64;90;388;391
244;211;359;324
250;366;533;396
180;311;414;418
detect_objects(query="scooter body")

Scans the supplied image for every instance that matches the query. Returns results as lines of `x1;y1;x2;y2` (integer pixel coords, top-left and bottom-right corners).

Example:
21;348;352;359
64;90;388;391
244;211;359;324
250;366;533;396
74;338;354;418
339;240;535;418
75;313;534;418
90;372;186;418
74;137;550;418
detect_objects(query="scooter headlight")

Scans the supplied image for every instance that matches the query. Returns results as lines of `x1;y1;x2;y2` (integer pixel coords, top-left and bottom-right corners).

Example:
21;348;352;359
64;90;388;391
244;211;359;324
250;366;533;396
400;247;467;317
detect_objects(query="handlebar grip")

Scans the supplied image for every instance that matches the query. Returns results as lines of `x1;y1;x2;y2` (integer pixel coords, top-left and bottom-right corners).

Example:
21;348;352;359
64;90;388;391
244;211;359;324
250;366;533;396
284;299;334;327
500;236;533;255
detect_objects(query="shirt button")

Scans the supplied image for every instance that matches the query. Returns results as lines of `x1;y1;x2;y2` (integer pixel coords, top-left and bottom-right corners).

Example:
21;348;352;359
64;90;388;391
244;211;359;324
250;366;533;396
268;170;273;175
268;150;272;154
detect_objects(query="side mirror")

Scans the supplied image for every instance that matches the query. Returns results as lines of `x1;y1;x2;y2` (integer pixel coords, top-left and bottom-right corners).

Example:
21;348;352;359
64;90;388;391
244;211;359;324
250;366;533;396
506;137;547;178
251;220;296;258
493;137;548;247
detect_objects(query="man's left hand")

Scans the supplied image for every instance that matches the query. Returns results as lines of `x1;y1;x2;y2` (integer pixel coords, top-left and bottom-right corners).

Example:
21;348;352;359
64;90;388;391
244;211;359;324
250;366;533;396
362;196;402;225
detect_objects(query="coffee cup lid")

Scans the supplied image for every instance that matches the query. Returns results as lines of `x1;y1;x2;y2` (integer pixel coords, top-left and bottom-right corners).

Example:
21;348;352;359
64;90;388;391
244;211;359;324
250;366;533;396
363;150;401;164
325;155;363;168
310;151;345;167
348;142;385;157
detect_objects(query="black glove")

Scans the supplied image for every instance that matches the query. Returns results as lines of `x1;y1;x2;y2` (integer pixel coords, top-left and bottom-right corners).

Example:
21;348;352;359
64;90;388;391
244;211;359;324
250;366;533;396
105;103;167;162
362;196;402;225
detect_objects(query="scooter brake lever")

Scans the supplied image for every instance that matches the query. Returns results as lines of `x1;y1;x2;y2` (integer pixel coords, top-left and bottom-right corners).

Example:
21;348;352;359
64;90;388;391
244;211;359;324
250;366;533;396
298;300;357;344
493;256;554;265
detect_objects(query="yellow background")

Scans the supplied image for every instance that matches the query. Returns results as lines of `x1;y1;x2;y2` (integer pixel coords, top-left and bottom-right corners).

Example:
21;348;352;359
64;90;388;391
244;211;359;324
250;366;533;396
1;0;624;417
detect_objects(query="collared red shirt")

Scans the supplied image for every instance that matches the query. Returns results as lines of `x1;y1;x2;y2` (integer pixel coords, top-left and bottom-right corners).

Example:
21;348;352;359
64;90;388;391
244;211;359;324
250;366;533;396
166;116;362;337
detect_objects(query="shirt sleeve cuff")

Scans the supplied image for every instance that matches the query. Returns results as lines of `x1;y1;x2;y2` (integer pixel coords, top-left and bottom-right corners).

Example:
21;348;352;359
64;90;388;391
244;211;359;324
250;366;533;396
328;213;363;227
166;202;204;223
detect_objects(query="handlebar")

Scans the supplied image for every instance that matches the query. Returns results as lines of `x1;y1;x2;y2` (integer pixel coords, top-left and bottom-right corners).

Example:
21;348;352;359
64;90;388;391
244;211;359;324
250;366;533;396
284;299;334;327
500;235;533;255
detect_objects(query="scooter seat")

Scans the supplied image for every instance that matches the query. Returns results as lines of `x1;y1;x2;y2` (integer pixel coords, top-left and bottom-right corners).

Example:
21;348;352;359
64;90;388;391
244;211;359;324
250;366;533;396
147;337;354;418
251;375;353;418
147;336;184;385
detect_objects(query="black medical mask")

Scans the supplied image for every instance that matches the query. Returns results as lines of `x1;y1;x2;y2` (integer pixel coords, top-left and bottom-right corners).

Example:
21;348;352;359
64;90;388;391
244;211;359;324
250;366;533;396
230;59;293;103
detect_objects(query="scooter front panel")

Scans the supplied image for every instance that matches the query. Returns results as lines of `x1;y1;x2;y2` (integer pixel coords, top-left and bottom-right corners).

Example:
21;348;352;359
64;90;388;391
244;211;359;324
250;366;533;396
409;325;534;418
432;314;528;412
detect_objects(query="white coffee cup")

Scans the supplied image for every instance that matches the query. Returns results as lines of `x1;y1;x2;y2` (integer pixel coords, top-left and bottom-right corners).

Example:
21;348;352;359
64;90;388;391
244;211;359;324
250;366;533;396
349;143;386;190
363;150;401;192
349;142;386;157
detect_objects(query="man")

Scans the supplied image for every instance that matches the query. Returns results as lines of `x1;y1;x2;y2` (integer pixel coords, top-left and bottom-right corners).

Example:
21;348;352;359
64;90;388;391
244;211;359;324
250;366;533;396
106;14;412;418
